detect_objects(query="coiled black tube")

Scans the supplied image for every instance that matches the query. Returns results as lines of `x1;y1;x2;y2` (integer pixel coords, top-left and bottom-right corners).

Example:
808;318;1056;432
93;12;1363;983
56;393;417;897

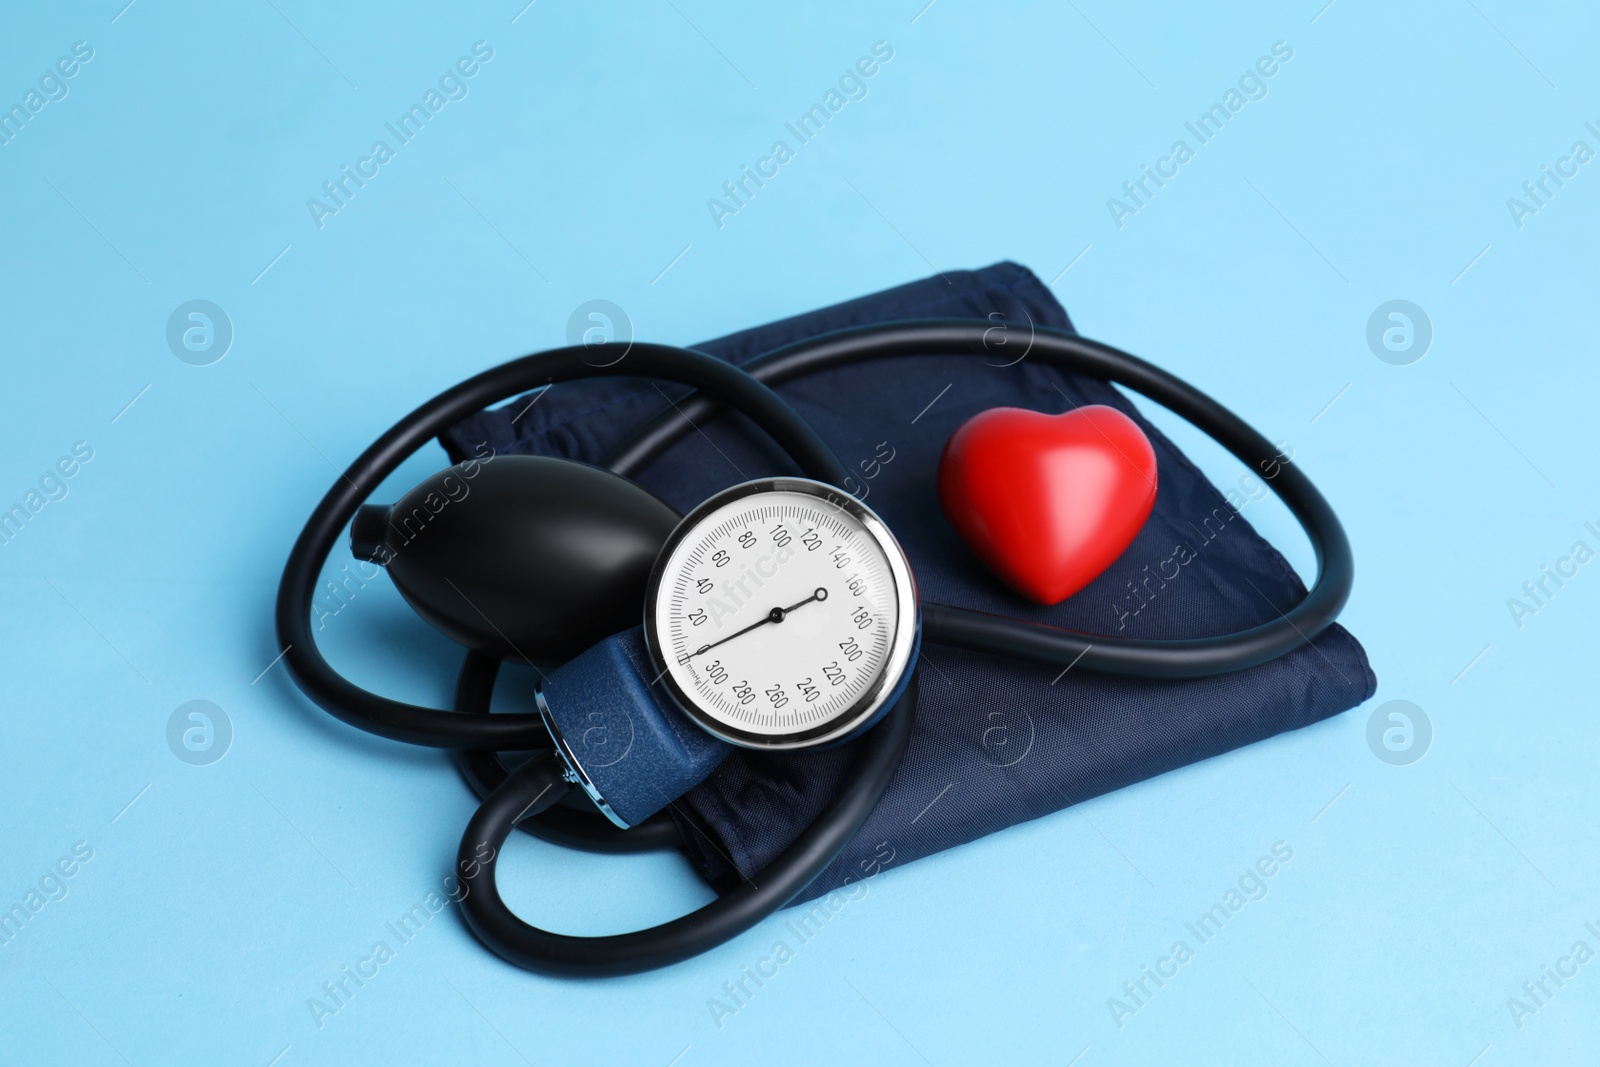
274;319;1355;975
456;678;916;977
277;323;1352;752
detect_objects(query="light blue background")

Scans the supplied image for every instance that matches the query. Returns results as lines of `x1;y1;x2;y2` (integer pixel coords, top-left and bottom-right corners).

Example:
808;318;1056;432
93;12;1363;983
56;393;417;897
1;1;1596;1063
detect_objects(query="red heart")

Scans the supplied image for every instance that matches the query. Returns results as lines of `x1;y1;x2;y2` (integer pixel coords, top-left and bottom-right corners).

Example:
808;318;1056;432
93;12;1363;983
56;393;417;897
937;404;1158;605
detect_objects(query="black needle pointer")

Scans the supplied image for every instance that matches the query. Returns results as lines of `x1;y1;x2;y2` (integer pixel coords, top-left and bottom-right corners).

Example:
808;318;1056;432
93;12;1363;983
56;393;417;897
682;588;828;662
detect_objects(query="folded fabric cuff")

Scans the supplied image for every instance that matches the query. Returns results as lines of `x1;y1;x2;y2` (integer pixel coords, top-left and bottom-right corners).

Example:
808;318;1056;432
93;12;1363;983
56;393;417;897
441;261;1376;904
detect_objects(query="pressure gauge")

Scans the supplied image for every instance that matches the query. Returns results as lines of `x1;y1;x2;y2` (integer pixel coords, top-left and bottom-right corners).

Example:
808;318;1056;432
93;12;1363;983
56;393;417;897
644;478;919;750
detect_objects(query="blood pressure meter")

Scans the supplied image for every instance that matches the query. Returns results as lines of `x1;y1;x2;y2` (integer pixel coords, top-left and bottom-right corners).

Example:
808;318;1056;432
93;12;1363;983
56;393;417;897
538;478;919;830
276;320;1355;975
645;477;919;750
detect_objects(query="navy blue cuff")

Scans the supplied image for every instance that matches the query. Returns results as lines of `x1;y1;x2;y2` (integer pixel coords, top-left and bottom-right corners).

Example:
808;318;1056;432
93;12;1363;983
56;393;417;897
537;627;729;830
442;262;1376;904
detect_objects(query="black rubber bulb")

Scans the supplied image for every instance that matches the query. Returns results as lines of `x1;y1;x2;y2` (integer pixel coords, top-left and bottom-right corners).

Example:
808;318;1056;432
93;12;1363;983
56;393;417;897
350;455;680;664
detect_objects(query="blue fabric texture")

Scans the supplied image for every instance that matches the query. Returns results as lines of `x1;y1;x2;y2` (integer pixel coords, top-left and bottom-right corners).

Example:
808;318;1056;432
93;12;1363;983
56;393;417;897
440;262;1376;904
538;627;730;830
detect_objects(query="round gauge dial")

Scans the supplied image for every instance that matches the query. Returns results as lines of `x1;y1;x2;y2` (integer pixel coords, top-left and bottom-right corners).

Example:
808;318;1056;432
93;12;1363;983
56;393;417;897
644;478;918;750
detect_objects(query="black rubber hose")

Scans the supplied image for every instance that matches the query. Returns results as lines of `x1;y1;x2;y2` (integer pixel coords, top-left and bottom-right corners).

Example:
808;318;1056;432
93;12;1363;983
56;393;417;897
606;320;1354;678
281;321;1354;752
274;343;847;750
452;650;683;853
457;676;917;977
270;318;1357;976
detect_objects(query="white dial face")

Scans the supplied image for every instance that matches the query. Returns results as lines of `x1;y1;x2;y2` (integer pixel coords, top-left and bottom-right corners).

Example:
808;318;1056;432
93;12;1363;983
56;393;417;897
649;486;907;745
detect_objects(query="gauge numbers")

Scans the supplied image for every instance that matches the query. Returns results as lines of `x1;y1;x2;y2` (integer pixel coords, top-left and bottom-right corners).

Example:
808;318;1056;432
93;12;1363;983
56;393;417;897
646;481;914;749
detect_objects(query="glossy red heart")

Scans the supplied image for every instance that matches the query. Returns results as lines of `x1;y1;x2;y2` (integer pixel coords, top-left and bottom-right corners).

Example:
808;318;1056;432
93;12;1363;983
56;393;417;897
937;404;1158;605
